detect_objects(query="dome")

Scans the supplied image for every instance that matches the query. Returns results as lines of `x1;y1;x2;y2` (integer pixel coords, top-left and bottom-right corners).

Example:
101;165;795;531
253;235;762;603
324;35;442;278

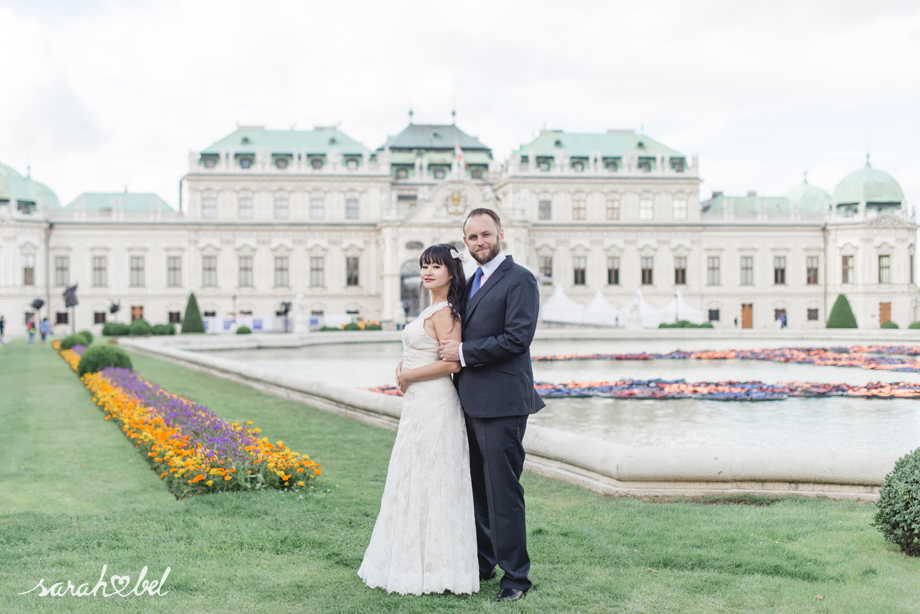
784;177;831;215
0;163;60;211
832;157;905;206
28;178;61;210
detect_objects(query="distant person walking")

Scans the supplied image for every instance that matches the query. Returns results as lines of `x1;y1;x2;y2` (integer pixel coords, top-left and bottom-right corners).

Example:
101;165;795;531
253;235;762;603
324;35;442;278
39;318;50;344
27;320;36;344
0;315;5;345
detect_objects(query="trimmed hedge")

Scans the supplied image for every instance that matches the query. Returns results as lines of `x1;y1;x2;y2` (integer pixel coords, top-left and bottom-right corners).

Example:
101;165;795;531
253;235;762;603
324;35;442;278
827;294;858;328
319;326;340;331
151;323;177;336
365;323;382;330
881;321;900;329
873;447;920;556
102;322;130;336
77;344;133;377
659;320;714;329
909;322;920;330
181;292;205;334
78;330;94;344
235;325;252;335
343;322;361;331
129;318;152;336
60;334;87;350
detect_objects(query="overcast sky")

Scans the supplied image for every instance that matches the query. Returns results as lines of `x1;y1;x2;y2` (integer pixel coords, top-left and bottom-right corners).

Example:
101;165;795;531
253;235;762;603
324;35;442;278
1;0;918;210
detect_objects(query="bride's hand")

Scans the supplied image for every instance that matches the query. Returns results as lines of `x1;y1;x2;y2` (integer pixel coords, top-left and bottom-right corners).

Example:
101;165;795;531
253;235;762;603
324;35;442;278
398;369;412;393
395;361;403;387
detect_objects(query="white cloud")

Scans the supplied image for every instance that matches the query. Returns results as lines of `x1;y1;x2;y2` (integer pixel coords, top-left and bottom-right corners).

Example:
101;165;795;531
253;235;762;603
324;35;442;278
0;0;918;208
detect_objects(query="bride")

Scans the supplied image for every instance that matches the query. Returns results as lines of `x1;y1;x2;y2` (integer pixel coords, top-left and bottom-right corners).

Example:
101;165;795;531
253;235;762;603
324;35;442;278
357;243;478;595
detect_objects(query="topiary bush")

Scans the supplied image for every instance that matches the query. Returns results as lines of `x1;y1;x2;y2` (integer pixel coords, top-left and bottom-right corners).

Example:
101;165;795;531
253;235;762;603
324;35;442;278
319;326;340;331
909;322;920;330
60;334;87;350
129;318;152;336
235;325;252;335
343;322;361;331
78;330;94;344
882;321;900;329
77;344;133;377
102;322;130;336
151;323;177;335
827;294;858;328
658;320;713;329
365;323;382;330
181;292;205;334
873;447;920;556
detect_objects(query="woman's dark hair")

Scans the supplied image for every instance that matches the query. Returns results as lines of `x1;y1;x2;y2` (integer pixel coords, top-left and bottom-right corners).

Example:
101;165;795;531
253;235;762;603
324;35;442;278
419;244;466;323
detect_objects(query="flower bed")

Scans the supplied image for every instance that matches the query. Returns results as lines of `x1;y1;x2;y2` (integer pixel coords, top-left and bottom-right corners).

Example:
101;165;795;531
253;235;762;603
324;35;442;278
55;342;320;496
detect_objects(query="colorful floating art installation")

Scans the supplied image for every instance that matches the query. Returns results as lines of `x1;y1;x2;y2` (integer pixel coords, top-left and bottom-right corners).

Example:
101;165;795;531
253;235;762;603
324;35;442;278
53;341;321;496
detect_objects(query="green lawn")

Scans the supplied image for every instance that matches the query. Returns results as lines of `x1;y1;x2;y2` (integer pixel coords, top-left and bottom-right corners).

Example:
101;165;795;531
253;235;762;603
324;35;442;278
1;338;918;613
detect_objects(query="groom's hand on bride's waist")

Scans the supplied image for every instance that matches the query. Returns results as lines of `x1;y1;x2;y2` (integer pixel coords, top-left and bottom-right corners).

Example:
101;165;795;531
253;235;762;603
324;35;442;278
438;339;461;363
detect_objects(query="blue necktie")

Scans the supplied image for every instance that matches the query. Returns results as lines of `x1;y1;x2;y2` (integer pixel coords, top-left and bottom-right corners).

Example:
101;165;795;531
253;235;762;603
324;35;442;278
469;267;483;299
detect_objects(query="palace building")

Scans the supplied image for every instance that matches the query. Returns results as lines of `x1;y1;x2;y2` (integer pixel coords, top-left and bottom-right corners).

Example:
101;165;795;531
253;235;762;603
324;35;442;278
0;120;915;335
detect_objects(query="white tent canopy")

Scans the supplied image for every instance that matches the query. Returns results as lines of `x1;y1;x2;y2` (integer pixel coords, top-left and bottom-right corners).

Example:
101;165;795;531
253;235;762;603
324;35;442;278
584;290;620;326
539;283;586;324
660;290;706;324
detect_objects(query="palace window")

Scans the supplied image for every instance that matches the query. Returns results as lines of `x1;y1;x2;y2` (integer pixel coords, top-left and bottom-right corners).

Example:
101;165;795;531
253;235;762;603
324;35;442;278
347;159;358;170
539;256;553;282
607;200;620;220
879;255;891;284
573;200;586;220
346;198;360;220
310;198;324;220
708;309;720;322
675;256;687;285
346;257;360;286
641;256;654;285
274;198;289;220
274;256;289;288
773;256;786;285
672;199;687;221
740;256;753;286
538;199;552;220
238;197;253;219
807;308;819;321
22;254;35;286
167;256;182;287
572;161;584;172
169;312;182;324
130;256;145;287
396;168;408;179
202;256;217;287
238;256;254;287
203;311;216;317
93;256;108;287
275;158;288;170
639;199;654;221
539;161;550;172
608;256;620;285
202;197;217;219
54;256;69;287
470;169;483;179
806;256;819;285
94;312;106;325
572;256;586;285
311;158;323;170
240;158;252;169
56;312;68;325
842;255;854;284
434;169;445;179
707;256;720;286
310;257;325;287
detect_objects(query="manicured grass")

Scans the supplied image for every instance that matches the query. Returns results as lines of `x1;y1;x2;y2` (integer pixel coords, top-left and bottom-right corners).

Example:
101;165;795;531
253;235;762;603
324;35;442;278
1;338;919;613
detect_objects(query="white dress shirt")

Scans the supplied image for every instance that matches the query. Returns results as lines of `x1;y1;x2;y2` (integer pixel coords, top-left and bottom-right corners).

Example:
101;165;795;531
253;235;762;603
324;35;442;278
458;251;506;367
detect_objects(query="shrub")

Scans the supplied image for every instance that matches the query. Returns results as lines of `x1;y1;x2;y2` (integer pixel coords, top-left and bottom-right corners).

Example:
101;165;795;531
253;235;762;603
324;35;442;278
658;320;712;329
365;323;382;330
77;344;133;377
699;322;714;328
60;334;87;350
909;322;920;330
319;326;340;331
151;323;177;335
102;322;130;336
235;325;252;335
343;322;361;331
129;318;152;336
78;329;94;344
882;321;900;329
181;292;205;334
827;294;858;328
873;447;920;556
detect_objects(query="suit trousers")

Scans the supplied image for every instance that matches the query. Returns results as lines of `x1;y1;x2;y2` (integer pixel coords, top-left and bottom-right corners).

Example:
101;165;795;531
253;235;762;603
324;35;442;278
464;413;531;591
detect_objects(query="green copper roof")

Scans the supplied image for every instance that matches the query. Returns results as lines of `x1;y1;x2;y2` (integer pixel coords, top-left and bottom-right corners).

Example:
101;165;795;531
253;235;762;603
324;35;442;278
784;178;831;215
65;192;174;212
832;159;904;205
0;163;60;209
377;124;491;152
201;127;368;155
515;130;684;158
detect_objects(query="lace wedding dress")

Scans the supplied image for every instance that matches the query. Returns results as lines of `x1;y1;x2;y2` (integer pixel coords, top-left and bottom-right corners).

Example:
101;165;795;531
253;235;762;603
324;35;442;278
357;301;479;595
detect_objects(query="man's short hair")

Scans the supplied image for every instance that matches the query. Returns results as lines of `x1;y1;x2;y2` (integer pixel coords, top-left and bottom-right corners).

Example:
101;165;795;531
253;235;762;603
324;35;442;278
463;208;502;233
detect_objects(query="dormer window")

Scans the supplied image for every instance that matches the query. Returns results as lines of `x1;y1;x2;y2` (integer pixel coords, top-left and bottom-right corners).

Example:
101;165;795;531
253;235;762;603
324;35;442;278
638;158;653;172
434;169;445;179
241;137;250;145
554;139;562;148
347;159;358;170
431;131;441;140
329;137;337;145
311;158;323;170
205;159;215;168
539;162;550;172
471;169;482;179
520;155;529;164
240;158;252;169
670;158;685;172
636;141;645;149
276;158;288;169
572;162;584;172
605;160;618;172
396;168;408;179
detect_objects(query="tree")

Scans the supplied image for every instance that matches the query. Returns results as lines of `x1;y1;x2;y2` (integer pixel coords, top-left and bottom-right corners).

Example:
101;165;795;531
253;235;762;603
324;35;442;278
181;292;205;334
826;293;858;328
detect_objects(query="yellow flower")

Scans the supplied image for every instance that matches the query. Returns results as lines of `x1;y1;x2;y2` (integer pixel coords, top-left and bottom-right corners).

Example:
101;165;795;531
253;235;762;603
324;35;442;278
297;481;305;486
206;480;214;486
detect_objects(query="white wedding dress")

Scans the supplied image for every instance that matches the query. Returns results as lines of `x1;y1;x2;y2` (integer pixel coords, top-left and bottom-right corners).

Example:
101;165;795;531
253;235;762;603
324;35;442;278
357;301;479;595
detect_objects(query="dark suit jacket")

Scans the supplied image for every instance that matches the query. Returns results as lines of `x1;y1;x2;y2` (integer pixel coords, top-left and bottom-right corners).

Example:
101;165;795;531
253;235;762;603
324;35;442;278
455;255;545;418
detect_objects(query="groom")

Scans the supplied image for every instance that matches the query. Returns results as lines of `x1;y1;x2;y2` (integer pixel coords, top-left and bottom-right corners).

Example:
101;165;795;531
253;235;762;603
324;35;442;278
438;208;544;602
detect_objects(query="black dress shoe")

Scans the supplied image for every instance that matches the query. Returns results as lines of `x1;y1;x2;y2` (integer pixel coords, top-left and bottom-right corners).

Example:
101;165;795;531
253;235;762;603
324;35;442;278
494;588;526;602
480;569;497;582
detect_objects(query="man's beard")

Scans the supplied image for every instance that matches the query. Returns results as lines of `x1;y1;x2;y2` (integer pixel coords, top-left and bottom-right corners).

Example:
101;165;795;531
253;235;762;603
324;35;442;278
470;241;501;265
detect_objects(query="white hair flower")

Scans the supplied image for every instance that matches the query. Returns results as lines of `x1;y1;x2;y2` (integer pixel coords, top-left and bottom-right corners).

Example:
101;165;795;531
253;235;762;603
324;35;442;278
450;249;465;262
